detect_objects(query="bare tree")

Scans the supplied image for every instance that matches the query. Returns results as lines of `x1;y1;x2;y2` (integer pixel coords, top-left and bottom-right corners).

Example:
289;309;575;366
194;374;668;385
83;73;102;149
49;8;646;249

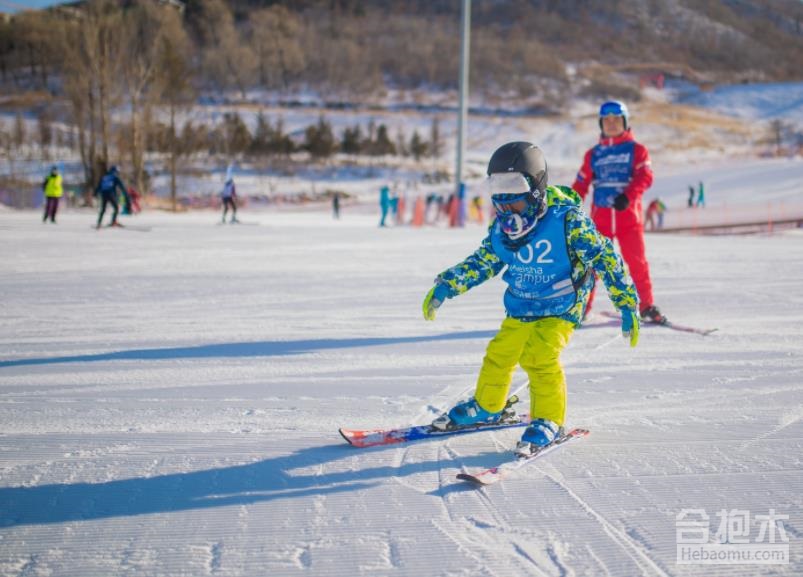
91;1;125;167
37;107;53;160
154;21;194;211
10;11;57;90
60;0;126;193
120;1;185;194
249;6;305;92
192;0;256;97
429;117;442;162
13;113;25;152
59;14;94;194
0;19;13;85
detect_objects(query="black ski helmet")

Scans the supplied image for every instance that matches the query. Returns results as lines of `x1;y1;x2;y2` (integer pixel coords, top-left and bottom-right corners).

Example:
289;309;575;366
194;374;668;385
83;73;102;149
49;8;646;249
486;141;548;194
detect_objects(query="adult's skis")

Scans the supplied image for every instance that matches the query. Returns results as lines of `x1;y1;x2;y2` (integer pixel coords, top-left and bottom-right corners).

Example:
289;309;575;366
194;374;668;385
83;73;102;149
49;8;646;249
91;223;151;232
456;428;589;486
599;311;716;336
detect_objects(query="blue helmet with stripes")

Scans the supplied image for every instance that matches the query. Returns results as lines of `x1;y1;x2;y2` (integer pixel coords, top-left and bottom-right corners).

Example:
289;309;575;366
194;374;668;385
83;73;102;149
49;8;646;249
599;100;629;131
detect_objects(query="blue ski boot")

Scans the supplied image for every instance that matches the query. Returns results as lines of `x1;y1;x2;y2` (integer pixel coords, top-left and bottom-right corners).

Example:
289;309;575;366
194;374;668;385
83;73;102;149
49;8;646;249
432;396;519;431
515;418;562;456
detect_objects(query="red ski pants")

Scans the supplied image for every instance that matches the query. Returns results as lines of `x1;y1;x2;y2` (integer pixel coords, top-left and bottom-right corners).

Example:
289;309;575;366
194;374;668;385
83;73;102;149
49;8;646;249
587;211;654;313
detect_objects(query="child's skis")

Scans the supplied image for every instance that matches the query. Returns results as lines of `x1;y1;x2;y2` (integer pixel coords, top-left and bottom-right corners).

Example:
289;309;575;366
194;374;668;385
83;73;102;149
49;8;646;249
456;428;589;486
340;414;529;448
341;396;527;448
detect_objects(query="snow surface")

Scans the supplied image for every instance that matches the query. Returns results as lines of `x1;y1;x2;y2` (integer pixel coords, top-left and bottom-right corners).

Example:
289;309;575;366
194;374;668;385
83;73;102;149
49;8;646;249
1;166;802;575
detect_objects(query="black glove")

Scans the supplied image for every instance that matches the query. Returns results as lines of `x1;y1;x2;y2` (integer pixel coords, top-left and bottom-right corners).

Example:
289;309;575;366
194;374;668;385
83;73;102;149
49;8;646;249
613;193;630;211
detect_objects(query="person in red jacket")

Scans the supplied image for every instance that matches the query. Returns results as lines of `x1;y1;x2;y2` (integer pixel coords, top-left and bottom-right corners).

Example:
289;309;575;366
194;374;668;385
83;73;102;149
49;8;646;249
572;101;667;324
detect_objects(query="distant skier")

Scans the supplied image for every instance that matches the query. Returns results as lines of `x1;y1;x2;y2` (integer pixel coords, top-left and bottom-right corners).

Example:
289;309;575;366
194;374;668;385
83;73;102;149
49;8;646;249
645;198;667;230
221;177;238;223
697;181;706;208
472;195;485;224
688;185;695;208
422;142;639;456
379;185;390;227
42;165;62;223
94;165;127;229
332;191;340;219
127;187;142;214
572;100;668;325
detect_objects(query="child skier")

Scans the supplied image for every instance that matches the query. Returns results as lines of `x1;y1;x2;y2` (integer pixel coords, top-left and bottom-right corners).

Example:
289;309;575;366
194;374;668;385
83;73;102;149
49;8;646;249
422;142;640;455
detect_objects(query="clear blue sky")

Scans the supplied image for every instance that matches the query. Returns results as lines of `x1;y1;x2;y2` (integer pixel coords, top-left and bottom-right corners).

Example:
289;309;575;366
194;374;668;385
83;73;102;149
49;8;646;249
0;0;71;13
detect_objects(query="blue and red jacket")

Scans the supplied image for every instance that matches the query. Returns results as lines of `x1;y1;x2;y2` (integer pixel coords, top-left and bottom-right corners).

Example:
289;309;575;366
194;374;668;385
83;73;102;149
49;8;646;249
572;130;653;231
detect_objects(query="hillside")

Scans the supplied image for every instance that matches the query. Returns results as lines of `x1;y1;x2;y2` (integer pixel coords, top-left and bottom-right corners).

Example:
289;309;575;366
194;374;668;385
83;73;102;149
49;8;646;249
3;0;803;101
0;0;801;206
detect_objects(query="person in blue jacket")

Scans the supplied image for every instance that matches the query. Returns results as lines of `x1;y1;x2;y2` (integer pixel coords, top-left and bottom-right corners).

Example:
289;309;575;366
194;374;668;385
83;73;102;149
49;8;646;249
422;142;639;455
94;166;127;229
379;185;390;227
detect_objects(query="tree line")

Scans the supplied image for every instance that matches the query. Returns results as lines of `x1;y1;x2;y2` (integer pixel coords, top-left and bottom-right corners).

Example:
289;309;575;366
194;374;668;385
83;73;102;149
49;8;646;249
2;104;444;185
0;0;801;207
146;113;443;163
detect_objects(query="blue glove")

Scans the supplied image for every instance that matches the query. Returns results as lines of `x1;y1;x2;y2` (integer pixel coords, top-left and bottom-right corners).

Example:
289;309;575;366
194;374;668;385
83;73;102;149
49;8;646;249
621;308;640;347
423;283;450;321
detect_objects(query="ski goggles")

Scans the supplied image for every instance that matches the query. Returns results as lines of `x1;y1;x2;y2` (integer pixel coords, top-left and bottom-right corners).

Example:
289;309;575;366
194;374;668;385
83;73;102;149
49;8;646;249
486;172;533;215
491;192;531;216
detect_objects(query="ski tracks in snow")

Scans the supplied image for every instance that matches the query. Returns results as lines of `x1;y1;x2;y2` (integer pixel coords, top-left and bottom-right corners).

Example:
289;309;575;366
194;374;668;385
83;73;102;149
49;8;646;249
541;467;671;577
429;438;576;577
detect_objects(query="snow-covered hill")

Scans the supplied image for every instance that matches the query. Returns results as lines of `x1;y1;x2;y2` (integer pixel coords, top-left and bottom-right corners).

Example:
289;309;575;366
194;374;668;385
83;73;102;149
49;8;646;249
672;81;803;127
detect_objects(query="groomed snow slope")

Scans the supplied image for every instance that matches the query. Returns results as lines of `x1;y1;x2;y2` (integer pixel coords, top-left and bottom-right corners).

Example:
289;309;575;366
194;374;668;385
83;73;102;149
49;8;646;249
0;205;801;576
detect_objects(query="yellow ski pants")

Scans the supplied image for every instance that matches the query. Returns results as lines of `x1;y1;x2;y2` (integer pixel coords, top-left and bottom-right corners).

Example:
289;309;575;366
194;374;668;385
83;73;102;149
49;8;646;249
474;317;574;425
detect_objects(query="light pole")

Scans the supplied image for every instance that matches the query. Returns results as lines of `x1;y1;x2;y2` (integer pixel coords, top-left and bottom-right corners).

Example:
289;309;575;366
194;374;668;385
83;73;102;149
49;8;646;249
453;0;471;227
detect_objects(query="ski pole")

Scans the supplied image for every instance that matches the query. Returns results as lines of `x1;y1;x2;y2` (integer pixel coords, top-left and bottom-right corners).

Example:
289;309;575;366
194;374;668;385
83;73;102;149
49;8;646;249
593;333;622;350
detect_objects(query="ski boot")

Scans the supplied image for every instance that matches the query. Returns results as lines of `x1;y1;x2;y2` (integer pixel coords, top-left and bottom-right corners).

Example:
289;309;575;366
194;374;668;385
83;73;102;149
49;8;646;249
515;418;563;457
640;305;668;325
431;395;521;431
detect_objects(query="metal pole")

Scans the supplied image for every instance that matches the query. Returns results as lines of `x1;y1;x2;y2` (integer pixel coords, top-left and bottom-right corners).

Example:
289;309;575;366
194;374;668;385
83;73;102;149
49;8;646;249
453;0;471;227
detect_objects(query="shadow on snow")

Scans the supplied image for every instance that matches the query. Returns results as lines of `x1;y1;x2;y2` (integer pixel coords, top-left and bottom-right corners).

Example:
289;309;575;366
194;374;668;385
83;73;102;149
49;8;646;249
0;329;511;525
0;440;503;527
0;330;498;368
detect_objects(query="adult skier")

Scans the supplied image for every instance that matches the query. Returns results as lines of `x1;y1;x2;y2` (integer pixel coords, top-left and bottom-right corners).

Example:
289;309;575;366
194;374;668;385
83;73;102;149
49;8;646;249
646;198;667;230
422;142;639;455
696;181;706;207
42;165;63;223
572;101;667;325
221;177;238;223
94;165;127;229
379;185;390;227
